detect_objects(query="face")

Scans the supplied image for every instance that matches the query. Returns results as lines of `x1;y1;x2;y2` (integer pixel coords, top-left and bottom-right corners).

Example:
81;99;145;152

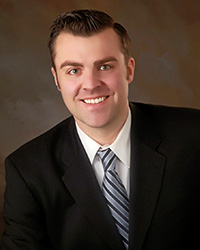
52;28;135;136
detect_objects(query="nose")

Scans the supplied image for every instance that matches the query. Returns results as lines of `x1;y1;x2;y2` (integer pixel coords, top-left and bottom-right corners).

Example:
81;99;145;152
82;70;101;90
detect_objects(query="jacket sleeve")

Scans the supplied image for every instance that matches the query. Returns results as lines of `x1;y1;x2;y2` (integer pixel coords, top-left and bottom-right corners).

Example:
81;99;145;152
1;157;53;250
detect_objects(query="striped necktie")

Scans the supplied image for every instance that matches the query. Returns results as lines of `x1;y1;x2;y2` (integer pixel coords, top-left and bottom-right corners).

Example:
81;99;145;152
97;148;129;249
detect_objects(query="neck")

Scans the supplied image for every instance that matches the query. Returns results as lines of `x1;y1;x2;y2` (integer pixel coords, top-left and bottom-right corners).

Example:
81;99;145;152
85;124;124;146
76;108;129;146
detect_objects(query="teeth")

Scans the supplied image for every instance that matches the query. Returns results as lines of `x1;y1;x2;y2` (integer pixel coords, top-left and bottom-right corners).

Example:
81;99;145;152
83;97;107;104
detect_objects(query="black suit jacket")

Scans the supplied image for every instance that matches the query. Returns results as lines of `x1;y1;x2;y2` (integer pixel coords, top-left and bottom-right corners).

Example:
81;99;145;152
2;103;200;250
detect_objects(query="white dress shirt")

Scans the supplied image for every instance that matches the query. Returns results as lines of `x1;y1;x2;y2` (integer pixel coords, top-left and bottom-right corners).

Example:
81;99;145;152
75;108;131;197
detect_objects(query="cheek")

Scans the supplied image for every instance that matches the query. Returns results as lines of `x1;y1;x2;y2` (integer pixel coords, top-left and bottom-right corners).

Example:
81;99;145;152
59;78;80;100
109;71;128;94
101;72;121;89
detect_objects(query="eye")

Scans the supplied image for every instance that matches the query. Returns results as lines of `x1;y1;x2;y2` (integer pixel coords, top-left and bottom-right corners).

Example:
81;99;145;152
99;64;112;71
68;68;80;75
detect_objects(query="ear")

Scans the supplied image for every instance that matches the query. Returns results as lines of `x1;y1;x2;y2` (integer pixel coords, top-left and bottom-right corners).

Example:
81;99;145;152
127;57;135;84
51;67;61;91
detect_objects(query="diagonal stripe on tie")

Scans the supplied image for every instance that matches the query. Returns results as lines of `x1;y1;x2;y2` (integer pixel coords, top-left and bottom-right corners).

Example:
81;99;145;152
97;148;129;249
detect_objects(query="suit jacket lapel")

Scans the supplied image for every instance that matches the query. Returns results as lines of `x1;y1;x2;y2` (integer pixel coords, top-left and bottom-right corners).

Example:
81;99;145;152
129;103;166;250
61;119;125;250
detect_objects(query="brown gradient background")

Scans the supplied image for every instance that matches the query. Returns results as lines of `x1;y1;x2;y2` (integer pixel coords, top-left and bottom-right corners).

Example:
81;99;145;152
0;0;200;240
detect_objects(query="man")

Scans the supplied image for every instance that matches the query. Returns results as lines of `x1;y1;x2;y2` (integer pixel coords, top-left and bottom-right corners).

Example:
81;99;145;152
1;9;200;250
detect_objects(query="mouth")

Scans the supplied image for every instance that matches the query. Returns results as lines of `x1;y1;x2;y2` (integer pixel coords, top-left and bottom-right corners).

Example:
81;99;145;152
81;96;109;104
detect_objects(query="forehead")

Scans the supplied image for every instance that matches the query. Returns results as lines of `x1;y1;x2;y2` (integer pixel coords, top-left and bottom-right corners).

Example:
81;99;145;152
53;28;123;64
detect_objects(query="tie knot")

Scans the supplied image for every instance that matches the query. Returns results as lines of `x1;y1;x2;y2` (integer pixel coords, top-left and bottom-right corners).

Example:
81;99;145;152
97;148;117;172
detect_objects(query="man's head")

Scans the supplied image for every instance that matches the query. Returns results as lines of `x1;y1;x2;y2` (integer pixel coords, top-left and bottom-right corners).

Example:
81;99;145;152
48;9;135;144
48;9;131;70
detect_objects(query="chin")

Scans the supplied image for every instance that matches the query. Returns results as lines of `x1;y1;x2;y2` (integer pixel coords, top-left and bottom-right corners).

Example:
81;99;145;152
76;111;115;130
85;121;109;129
82;117;111;129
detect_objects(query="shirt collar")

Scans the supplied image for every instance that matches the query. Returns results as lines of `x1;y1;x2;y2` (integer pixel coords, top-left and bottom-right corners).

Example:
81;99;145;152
75;108;131;168
109;108;131;168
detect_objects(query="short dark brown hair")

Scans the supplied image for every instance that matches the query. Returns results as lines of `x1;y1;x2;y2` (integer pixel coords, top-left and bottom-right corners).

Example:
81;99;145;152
48;9;131;69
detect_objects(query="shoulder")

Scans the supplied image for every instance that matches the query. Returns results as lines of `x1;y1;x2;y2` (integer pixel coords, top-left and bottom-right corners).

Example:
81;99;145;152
131;102;200;141
6;115;75;164
132;102;200;124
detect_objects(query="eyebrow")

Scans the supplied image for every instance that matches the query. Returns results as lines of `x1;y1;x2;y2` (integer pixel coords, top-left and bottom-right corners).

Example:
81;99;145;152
94;56;118;66
60;61;83;69
60;56;118;70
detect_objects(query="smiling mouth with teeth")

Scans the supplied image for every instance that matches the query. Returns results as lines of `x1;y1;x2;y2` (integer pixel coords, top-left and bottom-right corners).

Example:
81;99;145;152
82;96;109;104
